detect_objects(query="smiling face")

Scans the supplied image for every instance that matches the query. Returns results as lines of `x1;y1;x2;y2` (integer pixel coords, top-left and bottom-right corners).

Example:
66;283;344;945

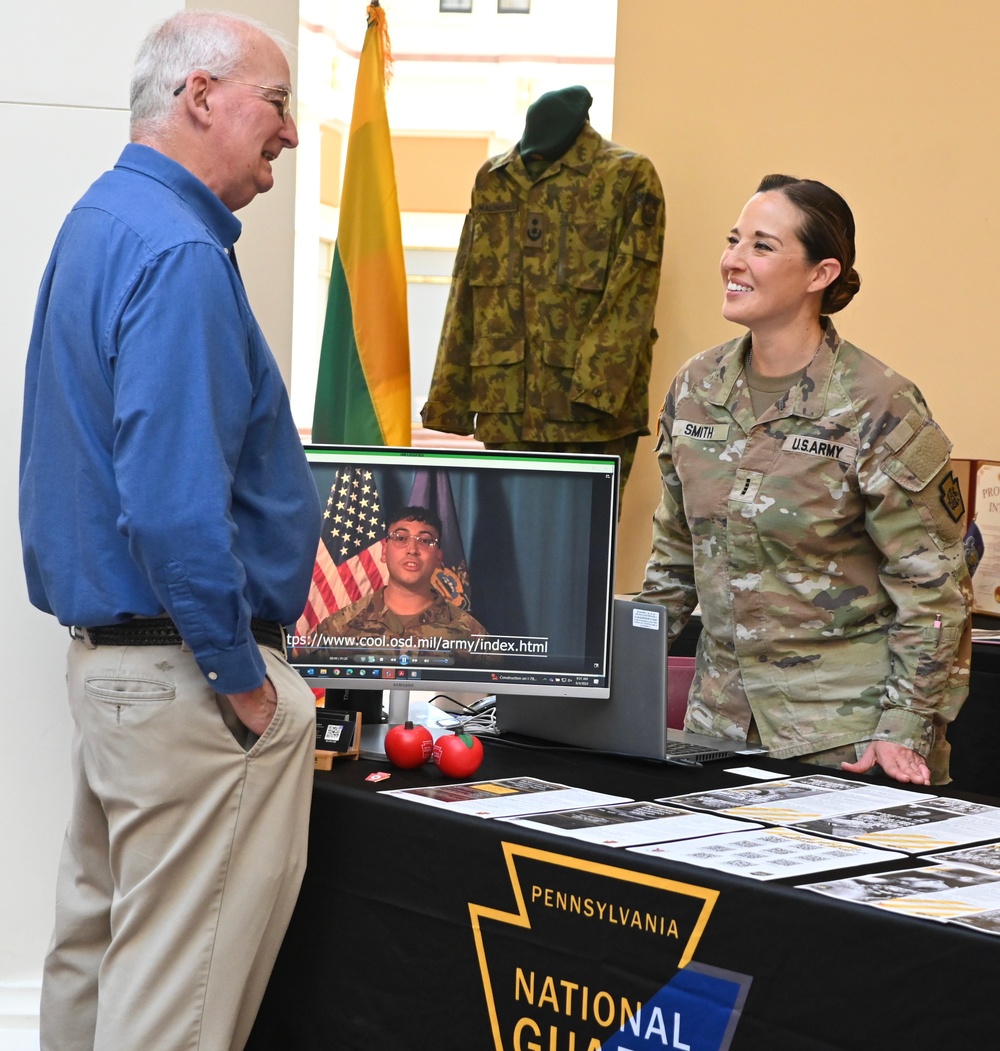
720;191;837;333
209;26;298;211
381;518;444;594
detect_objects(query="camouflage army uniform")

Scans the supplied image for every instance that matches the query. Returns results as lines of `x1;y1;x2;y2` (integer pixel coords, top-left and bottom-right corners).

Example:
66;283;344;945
640;320;972;782
309;588;489;661
421;123;665;464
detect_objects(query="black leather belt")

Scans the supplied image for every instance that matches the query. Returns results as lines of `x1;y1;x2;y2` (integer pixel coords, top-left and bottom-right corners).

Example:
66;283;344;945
77;617;285;651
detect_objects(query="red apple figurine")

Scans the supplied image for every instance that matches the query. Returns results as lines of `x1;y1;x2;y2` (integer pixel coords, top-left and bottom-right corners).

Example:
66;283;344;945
433;732;484;778
383;721;434;769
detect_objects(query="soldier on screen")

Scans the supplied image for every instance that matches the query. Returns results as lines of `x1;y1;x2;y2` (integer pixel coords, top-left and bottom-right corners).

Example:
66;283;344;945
308;506;489;657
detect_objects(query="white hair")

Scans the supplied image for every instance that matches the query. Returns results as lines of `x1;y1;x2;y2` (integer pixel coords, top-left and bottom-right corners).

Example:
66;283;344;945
129;10;291;140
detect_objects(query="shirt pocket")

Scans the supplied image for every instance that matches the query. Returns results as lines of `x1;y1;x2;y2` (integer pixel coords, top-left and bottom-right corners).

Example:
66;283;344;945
558;216;612;291
468;209;521;339
468;208;519;285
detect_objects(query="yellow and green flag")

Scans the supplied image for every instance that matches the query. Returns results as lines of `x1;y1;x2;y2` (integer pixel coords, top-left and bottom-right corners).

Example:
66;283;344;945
313;1;411;446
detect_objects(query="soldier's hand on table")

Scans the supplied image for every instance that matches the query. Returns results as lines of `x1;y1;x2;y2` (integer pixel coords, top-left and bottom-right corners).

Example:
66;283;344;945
841;741;931;786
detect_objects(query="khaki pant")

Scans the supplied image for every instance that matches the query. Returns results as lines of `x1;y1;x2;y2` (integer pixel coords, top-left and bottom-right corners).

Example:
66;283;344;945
41;639;316;1051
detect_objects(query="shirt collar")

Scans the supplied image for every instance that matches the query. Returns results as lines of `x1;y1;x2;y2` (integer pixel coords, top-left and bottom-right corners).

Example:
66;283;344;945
710;318;843;421
487;123;601;191
114;143;243;251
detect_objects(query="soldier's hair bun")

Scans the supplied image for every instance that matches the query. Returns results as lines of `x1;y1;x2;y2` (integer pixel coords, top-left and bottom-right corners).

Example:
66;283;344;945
824;266;861;314
756;173;859;315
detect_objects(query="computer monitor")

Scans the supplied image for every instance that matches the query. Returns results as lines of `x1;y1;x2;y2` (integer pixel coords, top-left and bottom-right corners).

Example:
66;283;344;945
286;444;619;756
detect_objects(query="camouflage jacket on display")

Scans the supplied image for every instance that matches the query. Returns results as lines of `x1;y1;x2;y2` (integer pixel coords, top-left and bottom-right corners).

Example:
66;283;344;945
640;320;972;766
421;123;665;443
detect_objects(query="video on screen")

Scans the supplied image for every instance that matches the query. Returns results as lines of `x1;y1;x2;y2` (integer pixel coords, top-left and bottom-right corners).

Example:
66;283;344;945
286;447;618;694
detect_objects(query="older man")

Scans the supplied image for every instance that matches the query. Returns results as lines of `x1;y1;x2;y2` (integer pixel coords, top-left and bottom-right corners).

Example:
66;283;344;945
19;12;321;1050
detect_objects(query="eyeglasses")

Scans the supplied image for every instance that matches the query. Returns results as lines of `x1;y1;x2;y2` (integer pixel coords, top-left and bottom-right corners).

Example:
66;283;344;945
172;74;292;122
386;531;439;550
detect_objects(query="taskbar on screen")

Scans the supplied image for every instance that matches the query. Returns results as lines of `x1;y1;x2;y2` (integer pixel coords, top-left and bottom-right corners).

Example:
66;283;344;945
295;665;604;691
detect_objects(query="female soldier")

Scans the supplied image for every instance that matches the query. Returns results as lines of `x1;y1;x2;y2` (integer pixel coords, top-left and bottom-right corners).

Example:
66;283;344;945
641;174;971;785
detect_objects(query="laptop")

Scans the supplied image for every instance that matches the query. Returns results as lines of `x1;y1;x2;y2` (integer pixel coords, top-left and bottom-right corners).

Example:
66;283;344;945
495;597;759;763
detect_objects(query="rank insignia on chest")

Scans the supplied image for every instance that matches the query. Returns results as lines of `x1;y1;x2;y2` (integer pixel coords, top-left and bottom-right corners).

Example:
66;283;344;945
526;213;545;243
729;469;764;504
938;470;965;523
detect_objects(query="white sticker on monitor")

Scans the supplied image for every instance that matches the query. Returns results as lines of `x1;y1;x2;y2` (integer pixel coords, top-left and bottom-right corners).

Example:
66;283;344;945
632;607;660;630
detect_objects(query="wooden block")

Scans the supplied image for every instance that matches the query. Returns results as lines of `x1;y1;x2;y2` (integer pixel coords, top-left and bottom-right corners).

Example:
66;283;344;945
314;750;335;771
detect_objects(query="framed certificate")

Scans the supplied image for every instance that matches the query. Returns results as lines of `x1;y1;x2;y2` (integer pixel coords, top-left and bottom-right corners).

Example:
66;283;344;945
971;461;1000;617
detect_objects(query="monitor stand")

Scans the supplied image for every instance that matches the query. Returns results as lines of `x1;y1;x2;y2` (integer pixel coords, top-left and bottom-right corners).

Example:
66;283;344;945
358;688;459;761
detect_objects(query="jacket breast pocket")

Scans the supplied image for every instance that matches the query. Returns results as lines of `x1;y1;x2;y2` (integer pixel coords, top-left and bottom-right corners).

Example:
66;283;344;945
559;218;612;291
469;210;518;285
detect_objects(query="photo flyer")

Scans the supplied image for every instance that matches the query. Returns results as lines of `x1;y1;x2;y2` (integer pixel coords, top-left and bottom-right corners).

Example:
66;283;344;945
498;801;761;847
787;796;1000;854
379;776;631;819
801;863;1000;931
658;774;920;825
628;826;906;881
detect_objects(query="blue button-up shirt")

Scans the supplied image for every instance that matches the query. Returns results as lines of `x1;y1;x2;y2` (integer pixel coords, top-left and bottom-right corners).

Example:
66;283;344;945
20;144;321;694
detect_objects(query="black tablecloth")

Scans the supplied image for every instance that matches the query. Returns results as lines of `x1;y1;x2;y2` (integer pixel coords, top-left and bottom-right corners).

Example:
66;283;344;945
248;738;998;1051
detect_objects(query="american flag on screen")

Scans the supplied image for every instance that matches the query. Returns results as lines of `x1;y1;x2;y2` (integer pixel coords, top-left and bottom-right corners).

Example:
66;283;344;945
295;466;389;637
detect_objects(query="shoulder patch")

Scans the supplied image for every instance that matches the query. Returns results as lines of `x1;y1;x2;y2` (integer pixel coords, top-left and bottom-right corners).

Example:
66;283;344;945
641;192;662;227
938;471;965;524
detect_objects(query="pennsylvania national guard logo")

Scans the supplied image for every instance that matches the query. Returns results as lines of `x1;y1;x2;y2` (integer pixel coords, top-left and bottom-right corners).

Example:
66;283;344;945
433;564;472;611
938;471;965;524
470;842;751;1050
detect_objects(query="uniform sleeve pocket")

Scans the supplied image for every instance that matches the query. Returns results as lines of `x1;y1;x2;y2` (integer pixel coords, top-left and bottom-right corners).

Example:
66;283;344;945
882;420;964;545
881;417;950;492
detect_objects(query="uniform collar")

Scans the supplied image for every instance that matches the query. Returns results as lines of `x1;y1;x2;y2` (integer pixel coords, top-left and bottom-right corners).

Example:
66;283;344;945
370;587;443;624
487;123;602;192
710;318;843;421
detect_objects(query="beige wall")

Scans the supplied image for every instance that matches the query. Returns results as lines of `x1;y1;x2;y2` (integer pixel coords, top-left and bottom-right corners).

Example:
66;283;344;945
393;135;492;213
612;0;1000;593
214;0;299;390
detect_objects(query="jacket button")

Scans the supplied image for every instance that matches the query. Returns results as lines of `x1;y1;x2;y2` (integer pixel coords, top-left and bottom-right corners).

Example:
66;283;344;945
758;655;767;663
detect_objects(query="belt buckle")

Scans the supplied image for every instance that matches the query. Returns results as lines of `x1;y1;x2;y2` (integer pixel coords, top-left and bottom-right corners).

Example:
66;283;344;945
69;625;97;649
